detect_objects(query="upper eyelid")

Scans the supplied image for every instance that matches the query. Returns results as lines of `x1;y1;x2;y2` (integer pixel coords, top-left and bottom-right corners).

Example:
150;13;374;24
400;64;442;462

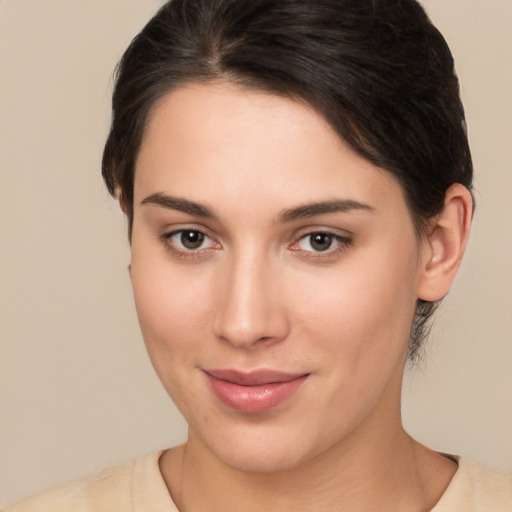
294;231;352;246
293;225;354;240
161;224;216;239
162;227;216;243
298;228;351;237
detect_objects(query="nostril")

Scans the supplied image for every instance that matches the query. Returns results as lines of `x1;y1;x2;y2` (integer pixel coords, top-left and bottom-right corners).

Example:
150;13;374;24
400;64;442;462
214;315;289;350
212;261;290;348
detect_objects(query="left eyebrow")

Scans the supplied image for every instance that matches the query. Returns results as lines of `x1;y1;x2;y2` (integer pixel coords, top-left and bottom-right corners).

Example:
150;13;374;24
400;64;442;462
277;199;375;223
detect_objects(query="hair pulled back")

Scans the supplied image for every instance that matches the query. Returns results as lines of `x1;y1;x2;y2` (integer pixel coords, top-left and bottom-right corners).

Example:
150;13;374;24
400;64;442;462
102;0;473;359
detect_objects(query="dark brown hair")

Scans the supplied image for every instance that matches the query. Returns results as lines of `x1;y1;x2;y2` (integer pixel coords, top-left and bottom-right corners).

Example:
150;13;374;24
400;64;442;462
102;0;473;359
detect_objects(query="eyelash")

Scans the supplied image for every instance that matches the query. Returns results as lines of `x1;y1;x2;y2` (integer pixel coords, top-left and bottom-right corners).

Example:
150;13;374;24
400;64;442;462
291;231;352;258
159;229;219;260
159;229;352;260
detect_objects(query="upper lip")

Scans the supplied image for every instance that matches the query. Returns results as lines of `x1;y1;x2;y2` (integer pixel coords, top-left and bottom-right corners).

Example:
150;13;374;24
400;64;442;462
204;369;309;386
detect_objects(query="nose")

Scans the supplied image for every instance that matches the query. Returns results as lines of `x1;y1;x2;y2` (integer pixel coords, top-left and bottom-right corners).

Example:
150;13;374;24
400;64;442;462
213;250;290;350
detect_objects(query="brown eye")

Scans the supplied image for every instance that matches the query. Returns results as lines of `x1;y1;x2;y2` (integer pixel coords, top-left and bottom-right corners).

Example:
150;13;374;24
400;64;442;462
298;232;335;252
160;228;219;259
162;229;216;253
309;233;334;252
180;230;206;249
295;231;351;255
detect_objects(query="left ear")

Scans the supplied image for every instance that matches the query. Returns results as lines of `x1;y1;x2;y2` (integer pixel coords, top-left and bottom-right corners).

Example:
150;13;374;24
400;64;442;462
417;183;473;302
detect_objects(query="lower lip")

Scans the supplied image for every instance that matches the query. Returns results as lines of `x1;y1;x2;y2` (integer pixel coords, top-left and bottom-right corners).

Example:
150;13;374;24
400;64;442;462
205;373;309;414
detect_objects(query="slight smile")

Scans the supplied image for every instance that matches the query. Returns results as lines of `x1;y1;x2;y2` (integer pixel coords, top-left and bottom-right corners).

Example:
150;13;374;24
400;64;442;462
203;369;310;414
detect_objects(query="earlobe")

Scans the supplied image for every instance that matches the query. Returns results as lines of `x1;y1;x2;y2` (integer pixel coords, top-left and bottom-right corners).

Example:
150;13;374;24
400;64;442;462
417;184;473;302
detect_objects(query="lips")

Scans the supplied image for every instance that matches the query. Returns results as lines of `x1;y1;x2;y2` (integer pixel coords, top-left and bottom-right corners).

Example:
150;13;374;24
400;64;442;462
204;369;309;414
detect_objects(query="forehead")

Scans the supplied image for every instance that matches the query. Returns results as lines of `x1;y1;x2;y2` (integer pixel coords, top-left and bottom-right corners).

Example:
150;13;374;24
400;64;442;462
135;82;408;220
139;82;343;167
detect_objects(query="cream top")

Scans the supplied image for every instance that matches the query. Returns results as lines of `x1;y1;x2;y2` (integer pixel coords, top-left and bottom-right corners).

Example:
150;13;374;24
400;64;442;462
4;451;512;511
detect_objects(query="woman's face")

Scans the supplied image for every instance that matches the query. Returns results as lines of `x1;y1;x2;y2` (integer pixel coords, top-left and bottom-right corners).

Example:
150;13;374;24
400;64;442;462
130;83;426;472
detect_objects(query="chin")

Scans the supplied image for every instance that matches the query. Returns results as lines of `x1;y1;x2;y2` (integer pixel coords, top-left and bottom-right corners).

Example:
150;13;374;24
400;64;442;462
191;420;325;475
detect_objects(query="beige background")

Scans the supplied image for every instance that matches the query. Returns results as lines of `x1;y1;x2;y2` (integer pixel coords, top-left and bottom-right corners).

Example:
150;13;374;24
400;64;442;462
1;0;511;506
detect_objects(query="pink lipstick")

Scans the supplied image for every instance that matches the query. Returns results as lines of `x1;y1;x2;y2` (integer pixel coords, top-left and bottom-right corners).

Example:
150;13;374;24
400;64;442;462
204;369;309;413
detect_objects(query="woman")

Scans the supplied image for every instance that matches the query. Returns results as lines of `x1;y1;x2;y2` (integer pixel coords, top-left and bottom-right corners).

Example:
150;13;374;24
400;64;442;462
5;0;511;510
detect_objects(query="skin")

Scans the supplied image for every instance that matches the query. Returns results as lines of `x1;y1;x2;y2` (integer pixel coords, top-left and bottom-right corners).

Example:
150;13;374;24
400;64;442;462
129;82;472;512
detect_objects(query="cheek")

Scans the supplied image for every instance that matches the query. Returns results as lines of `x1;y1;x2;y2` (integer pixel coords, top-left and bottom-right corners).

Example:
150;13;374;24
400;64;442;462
292;249;419;434
294;242;419;371
130;259;218;420
129;241;214;375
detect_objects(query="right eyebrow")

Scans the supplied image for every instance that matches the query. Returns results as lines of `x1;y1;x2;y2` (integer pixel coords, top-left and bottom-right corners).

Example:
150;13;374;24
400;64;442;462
141;192;219;220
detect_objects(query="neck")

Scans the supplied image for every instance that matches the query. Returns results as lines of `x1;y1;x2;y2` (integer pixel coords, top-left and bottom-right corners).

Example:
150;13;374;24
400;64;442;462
160;414;456;512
